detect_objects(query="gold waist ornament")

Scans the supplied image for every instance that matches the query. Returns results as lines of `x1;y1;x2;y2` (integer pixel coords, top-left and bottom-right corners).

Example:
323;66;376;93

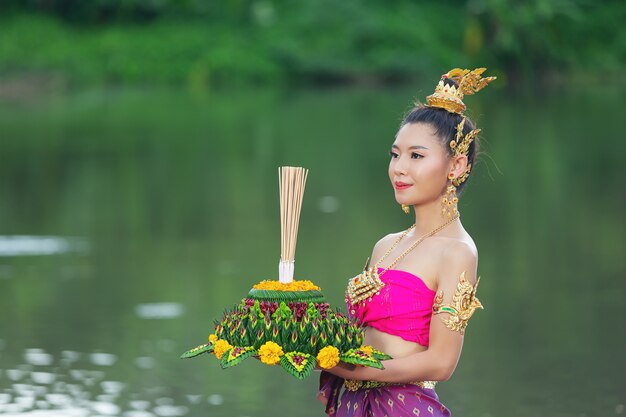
344;379;437;391
346;214;459;306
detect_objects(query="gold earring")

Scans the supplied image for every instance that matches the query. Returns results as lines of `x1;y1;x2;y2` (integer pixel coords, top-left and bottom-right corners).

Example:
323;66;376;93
442;173;459;218
401;204;410;214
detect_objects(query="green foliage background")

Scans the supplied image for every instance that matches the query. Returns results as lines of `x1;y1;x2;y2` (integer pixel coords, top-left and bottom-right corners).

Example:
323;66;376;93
1;0;623;87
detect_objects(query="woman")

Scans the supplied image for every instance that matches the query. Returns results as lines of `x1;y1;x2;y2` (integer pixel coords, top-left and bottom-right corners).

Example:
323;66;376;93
318;68;495;416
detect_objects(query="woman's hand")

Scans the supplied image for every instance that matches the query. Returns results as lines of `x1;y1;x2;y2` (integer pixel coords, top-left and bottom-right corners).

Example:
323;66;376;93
319;361;364;379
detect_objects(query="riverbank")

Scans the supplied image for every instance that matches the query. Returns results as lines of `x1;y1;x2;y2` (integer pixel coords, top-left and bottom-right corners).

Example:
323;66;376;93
0;6;621;91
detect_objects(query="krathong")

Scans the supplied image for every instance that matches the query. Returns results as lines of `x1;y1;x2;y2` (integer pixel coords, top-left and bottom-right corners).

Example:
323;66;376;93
181;167;392;379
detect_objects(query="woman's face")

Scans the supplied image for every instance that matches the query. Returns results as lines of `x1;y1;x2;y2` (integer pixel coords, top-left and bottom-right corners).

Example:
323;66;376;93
388;123;453;207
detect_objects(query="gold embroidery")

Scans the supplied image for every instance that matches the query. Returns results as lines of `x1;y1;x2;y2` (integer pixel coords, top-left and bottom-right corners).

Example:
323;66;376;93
346;263;386;305
432;271;483;335
343;380;437;392
344;379;362;391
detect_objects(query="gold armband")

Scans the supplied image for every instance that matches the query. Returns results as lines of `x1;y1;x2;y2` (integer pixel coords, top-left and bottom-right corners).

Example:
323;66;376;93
432;271;483;335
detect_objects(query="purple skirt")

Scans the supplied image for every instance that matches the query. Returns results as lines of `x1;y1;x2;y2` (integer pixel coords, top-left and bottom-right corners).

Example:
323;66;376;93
318;372;451;417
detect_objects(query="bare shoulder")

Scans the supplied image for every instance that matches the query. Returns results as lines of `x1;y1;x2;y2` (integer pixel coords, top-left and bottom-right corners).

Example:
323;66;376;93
438;237;479;285
370;231;404;263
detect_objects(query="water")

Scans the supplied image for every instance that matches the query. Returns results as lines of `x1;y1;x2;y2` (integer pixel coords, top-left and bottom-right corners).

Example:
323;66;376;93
0;85;624;417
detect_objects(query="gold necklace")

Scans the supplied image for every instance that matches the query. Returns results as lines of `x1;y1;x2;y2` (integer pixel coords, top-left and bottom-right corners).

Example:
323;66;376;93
346;214;460;306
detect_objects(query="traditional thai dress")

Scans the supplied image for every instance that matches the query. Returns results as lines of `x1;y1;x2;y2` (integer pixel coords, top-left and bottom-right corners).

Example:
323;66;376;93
318;267;451;417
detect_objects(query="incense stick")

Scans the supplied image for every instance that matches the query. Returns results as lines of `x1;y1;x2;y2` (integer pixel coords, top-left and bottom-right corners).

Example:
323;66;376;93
278;166;308;283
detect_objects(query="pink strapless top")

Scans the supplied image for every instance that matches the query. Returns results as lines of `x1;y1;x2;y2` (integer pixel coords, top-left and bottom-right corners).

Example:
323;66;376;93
347;267;436;347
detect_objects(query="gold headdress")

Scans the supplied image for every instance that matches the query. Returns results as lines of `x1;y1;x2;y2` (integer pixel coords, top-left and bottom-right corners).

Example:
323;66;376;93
426;68;496;187
426;68;496;115
425;68;496;217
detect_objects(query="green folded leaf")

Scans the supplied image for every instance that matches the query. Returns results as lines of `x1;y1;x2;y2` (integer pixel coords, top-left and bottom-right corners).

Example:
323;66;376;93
246;289;325;302
180;343;213;359
340;348;384;369
372;348;393;361
220;346;257;368
279;352;316;380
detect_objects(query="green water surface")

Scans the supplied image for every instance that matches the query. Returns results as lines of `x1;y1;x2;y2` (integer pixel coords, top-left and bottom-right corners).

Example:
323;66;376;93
0;85;624;417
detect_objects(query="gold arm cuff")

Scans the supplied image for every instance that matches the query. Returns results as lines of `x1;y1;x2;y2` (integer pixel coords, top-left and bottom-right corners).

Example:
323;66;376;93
432;271;483;335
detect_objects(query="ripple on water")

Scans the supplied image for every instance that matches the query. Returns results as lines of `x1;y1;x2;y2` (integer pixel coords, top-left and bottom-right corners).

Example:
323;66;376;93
2;349;194;416
13;384;35;396
61;351;81;363
207;394;224;406
124;412;155;417
89;353;117;366
96;394;118;403
101;381;125;394
130;400;151;410
134;357;155;369
318;195;340;213
0;235;90;256
7;369;26;381
91;401;120;415
31;372;55;385
2;407;91;416
153;405;188;417
135;303;184;319
36;400;50;409
185;395;201;404
24;349;54;366
45;393;72;407
15;396;35;409
156;339;175;353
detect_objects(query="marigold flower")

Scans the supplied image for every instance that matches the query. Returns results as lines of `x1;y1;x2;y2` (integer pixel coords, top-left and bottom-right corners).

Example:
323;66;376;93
317;346;340;369
258;341;284;365
360;345;374;357
213;339;233;360
253;280;321;292
208;334;218;343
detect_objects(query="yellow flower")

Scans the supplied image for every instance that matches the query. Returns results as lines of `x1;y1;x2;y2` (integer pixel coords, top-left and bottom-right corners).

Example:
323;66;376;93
208;334;218;343
360;345;374;357
213;339;233;360
317;346;340;369
258;341;284;365
253;280;321;292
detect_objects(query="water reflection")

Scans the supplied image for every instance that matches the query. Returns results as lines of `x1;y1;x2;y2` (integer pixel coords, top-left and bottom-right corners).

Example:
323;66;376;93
134;358;155;370
0;86;624;416
134;304;184;320
0;349;193;416
89;353;117;367
317;196;340;214
0;236;89;257
23;350;53;367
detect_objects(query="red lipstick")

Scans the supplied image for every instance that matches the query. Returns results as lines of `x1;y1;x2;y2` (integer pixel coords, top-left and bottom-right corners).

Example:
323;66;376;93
394;181;413;190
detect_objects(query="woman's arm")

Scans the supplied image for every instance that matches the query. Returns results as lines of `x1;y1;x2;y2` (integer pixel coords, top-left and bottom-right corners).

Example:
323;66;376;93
326;241;479;383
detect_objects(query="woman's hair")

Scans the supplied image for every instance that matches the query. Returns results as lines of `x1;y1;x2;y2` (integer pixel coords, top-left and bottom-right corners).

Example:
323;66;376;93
400;78;479;194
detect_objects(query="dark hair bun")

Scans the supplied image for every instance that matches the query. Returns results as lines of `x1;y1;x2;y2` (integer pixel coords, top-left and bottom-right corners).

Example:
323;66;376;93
442;77;459;88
